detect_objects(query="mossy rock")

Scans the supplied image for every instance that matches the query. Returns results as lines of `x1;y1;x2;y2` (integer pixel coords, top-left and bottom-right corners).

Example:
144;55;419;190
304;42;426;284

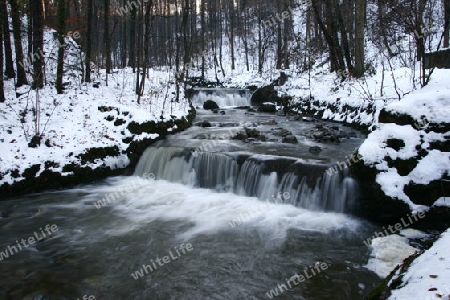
77;146;120;164
378;109;415;125
203;100;219;110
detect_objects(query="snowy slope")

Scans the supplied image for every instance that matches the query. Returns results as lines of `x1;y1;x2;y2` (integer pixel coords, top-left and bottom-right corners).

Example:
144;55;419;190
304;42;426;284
387;229;450;300
0;28;190;187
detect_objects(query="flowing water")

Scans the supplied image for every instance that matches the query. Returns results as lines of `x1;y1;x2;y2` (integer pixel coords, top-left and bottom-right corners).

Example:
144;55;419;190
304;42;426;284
0;90;382;299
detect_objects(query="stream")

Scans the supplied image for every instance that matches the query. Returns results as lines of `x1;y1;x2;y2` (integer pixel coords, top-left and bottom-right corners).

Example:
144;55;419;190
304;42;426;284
0;89;383;300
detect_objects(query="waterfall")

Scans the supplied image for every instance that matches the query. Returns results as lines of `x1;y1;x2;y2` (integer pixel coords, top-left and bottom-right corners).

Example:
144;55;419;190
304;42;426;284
134;147;359;213
190;89;252;107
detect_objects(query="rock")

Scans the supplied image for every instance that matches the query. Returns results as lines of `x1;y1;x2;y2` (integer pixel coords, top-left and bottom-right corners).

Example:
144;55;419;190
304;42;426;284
220;111;226;115
258;103;277;113
233;131;248;140
245;127;261;138
313;133;324;140
302;117;315;122
262;119;277;125
212;109;219;114
203;100;219;110
194;134;209;139
250;85;281;106
258;135;267;142
309;146;323;155
282;135;298;144
200;121;212;128
387;138;405;151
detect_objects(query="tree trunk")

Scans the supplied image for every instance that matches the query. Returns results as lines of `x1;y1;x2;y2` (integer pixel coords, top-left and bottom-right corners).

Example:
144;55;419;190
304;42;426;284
0;0;5;102
85;0;93;82
2;0;15;78
444;0;450;48
31;0;44;89
104;0;111;74
200;0;206;79
228;0;235;70
335;0;353;73
10;0;28;87
129;2;136;71
56;0;66;94
354;0;366;77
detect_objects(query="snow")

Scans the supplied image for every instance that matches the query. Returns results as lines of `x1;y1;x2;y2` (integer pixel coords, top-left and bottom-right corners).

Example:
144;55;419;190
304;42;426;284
0;28;190;186
0;8;448;297
356;71;450;211
388;229;450;300
366;233;419;278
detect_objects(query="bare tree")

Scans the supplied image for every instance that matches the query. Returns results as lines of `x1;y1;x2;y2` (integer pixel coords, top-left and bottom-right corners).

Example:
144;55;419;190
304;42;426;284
30;0;44;89
56;0;66;94
354;0;366;77
2;0;15;79
9;0;28;87
0;0;5;102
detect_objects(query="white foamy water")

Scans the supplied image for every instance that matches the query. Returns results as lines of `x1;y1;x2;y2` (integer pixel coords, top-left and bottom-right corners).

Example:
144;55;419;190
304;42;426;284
79;176;362;241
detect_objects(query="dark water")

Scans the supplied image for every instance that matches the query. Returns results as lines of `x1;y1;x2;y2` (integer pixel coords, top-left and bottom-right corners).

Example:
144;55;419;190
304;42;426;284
0;92;381;300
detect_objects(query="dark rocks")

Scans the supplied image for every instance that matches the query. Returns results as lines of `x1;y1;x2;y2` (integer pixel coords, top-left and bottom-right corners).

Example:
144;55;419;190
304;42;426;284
311;125;340;143
347;132;357;138
245;127;261;138
282;135;298;144
220;111;226;115
309;146;323;155
404;179;450;207
233;127;265;142
250;85;281;106
272;128;292;137
262;119;278;125
200;121;212;128
203;100;219;110
258;103;277;113
386;138;405;151
233;131;248;141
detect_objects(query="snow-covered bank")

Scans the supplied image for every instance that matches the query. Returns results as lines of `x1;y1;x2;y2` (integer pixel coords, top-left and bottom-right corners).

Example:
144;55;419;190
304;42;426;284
386;229;450;300
365;228;450;300
0;29;194;197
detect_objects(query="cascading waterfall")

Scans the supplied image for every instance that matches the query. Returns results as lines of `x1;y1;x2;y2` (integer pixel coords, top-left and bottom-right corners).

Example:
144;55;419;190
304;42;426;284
134;147;359;213
191;88;252;107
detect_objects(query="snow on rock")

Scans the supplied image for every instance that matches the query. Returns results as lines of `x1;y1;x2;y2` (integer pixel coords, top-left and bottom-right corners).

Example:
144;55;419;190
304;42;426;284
365;233;419;278
357;70;450;211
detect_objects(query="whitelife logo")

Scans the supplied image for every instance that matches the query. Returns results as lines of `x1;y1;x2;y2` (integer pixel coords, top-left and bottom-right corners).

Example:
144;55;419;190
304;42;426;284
363;212;426;247
265;262;330;298
0;224;58;261
131;243;194;280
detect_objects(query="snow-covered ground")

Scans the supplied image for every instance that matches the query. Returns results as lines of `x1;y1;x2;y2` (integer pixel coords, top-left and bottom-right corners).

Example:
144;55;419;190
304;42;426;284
387;229;450;300
0;29;190;186
1;16;449;298
359;69;450;211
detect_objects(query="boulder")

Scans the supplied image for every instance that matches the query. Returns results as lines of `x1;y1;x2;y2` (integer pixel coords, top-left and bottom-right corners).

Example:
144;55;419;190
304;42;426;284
203;100;219;110
282;135;298;144
250;85;281;106
309;146;322;155
258;103;277;113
